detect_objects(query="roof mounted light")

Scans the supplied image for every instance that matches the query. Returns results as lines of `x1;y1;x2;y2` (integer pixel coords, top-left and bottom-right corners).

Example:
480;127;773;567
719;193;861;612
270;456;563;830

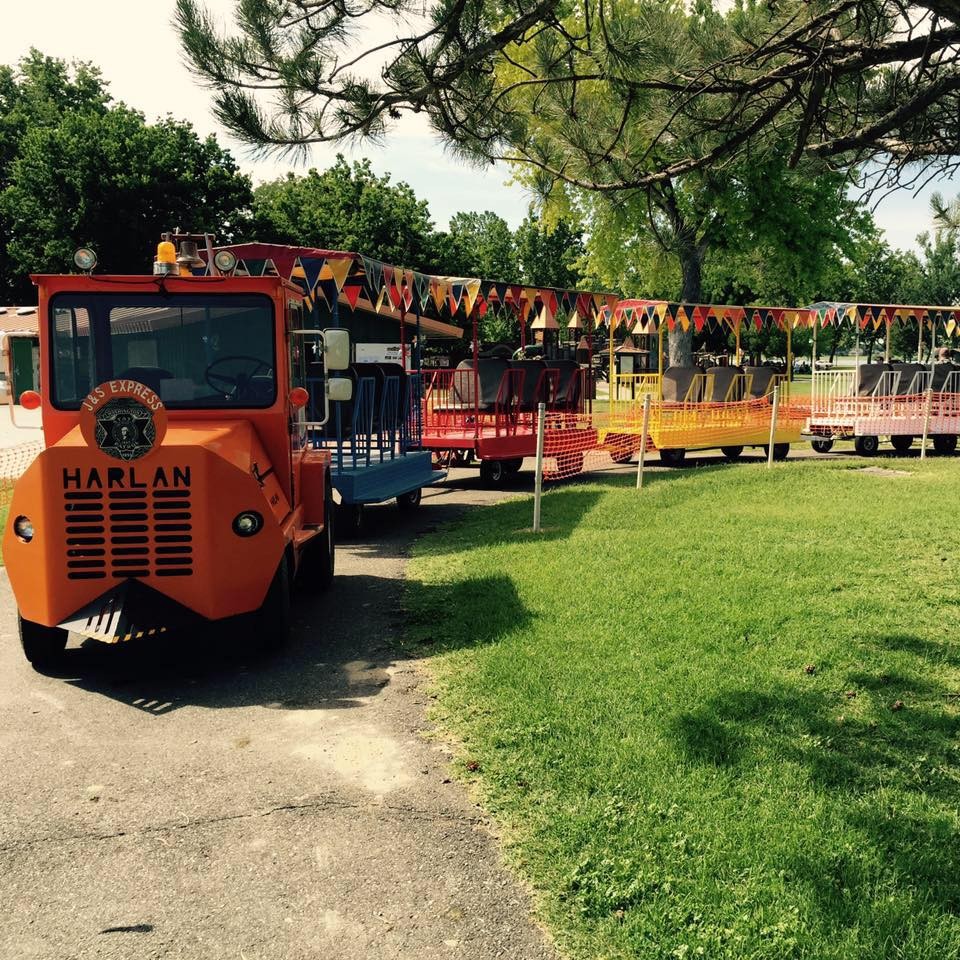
74;248;97;272
154;239;178;276
213;249;237;274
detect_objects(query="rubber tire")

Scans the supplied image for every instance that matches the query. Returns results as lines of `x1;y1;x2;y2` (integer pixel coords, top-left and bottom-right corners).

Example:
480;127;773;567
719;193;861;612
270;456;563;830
660;448;686;467
397;487;422;511
854;435;879;456
934;435;958;454
763;443;790;461
479;459;506;487
247;555;292;653
299;486;335;591
891;435;914;453
721;446;744;462
18;615;68;672
336;502;365;539
503;458;524;474
811;438;834;453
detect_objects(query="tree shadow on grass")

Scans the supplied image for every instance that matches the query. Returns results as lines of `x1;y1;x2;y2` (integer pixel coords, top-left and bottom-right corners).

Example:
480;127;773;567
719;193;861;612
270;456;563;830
668;633;960;933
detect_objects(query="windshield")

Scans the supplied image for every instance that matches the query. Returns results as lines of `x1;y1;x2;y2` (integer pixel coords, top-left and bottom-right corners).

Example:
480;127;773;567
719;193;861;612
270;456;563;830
50;293;276;410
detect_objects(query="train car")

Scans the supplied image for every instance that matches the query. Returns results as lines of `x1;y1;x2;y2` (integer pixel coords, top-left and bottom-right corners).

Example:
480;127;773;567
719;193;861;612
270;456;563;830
598;300;811;464
805;302;960;455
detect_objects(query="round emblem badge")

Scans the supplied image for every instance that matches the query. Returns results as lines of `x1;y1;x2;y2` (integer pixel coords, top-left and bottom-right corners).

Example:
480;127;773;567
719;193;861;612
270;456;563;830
79;381;168;461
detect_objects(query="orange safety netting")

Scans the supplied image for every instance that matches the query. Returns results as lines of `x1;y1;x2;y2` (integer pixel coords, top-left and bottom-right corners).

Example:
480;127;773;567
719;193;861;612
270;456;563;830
0;440;43;510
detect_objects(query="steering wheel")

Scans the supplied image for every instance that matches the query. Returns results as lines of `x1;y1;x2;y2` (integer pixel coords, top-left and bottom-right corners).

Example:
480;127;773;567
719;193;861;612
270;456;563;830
204;355;274;399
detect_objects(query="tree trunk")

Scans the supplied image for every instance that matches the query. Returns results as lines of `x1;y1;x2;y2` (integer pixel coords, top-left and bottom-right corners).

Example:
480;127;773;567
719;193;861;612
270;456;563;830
668;245;702;367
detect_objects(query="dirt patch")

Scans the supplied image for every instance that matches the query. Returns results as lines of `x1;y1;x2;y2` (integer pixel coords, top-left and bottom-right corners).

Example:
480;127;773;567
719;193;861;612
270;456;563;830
857;467;912;478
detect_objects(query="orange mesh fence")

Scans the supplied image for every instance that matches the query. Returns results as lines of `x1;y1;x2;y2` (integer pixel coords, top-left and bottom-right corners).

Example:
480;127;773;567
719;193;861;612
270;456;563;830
601;395;807;450
0;441;43;513
539;391;811;482
540;413;655;481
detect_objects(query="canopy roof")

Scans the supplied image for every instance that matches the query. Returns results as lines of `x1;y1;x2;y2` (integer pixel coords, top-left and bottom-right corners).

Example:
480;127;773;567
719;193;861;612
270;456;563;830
610;299;811;333
213;243;619;328
809;302;960;331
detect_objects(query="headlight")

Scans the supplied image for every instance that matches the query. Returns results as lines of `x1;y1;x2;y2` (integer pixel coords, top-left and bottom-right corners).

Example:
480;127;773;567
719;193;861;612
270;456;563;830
73;247;97;271
214;250;237;273
232;511;263;537
13;515;34;542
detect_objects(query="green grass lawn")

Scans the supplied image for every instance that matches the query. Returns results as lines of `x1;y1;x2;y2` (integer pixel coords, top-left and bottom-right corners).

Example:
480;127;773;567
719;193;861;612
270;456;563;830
406;459;960;959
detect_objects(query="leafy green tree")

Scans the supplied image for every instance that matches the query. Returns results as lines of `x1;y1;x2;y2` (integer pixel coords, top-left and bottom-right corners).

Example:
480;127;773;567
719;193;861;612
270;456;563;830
251;157;438;269
514;215;584;289
0;51;110;299
436;211;518;280
2;107;252;300
0;50;253;302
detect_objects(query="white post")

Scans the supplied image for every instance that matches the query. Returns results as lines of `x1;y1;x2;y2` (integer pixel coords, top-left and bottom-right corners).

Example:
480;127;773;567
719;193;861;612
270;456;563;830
635;393;652;490
921;387;933;461
533;401;546;532
767;385;780;469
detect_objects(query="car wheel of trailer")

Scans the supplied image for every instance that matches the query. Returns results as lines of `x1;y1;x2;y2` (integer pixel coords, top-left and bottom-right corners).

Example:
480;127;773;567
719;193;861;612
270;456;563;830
854;435;879;456
396;487;422;511
503;457;524;474
810;438;834;453
933;435;958;454
721;446;743;462
660;448;686;467
18;615;68;672
247;555;292;653
891;435;914;454
336;502;365;538
479;459;506;487
299;486;335;591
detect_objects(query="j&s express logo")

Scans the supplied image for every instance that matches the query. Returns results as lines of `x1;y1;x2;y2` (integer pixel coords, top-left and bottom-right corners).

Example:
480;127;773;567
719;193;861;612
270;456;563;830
79;380;168;462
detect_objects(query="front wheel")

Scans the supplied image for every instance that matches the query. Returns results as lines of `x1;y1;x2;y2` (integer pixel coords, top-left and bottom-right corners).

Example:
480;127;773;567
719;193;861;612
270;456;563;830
19;616;68;672
891;435;914;454
660;448;686;467
397;487;422;511
246;555;292;653
299;486;335;591
811;438;834;454
479;459;507;487
854;435;879;456
503;458;524;475
934;435;958;454
721;446;743;462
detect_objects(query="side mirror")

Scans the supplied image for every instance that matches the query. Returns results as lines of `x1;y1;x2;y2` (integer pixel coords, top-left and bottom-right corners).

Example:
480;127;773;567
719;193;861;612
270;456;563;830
323;329;350;371
327;377;353;402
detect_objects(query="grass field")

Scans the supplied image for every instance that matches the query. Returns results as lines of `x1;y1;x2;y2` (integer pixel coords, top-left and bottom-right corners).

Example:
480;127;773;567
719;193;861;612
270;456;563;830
406;459;960;959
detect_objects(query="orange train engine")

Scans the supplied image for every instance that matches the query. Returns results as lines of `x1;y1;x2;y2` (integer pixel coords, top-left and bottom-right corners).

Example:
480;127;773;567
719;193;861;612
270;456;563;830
4;235;353;669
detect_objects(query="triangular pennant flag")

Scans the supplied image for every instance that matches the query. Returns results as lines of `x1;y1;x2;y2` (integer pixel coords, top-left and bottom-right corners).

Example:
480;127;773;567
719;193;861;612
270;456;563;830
753;310;763;331
388;284;402;309
431;279;446;314
244;258;267;278
343;283;363;311
375;286;390;313
692;305;706;333
299;257;325;294
464;279;482;314
362;258;383;301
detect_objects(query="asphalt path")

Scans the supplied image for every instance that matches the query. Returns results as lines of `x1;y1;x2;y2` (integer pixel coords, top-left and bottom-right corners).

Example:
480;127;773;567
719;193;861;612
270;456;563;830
0;473;553;960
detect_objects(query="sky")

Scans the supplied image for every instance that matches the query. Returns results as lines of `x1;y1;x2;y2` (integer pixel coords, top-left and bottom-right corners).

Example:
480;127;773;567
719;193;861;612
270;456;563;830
0;0;952;251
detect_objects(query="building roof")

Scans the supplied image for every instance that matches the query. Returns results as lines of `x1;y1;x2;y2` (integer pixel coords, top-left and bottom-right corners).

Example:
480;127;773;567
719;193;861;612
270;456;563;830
0;307;38;336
